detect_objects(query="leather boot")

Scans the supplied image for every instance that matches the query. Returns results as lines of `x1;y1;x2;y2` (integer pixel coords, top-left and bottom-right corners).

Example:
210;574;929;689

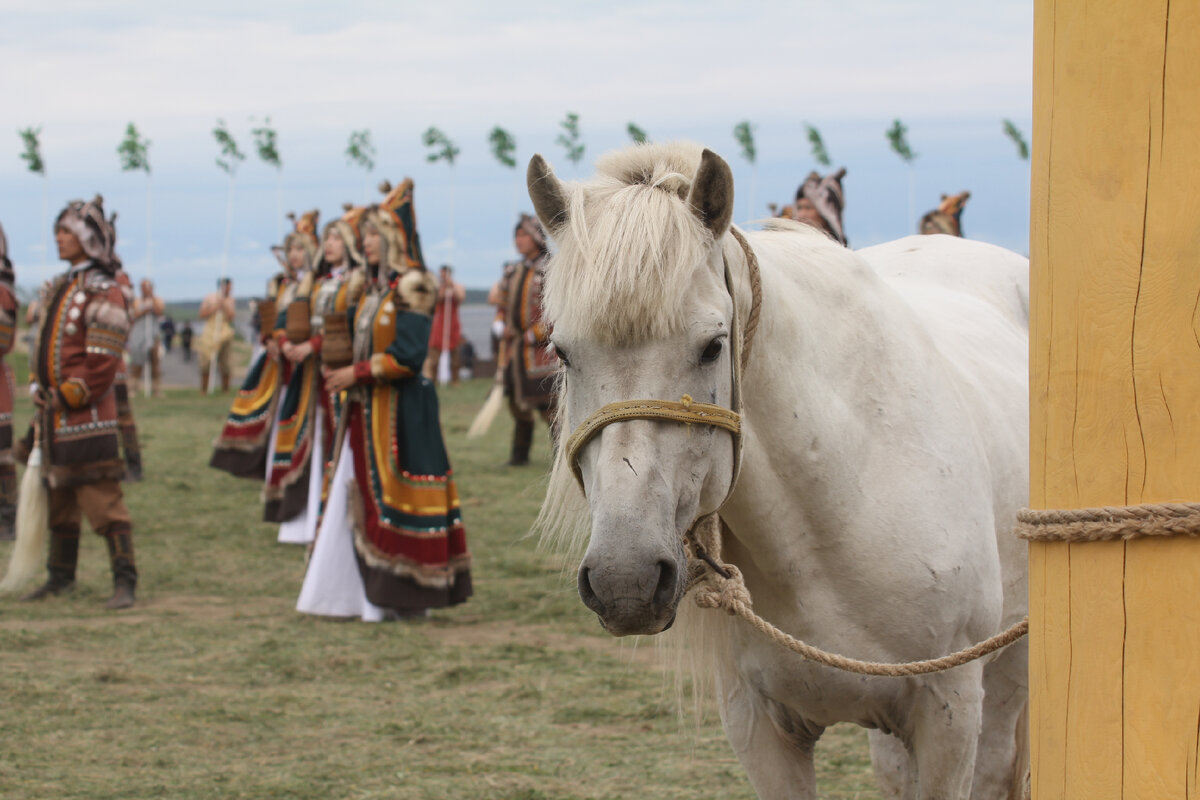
124;450;144;482
103;524;137;610
21;526;80;600
0;467;16;541
507;418;534;467
0;502;14;542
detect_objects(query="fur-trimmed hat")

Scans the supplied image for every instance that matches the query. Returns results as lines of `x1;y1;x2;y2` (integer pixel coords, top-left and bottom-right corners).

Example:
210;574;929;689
796;168;848;246
360;179;427;277
320;205;366;269
273;209;321;271
376;179;427;271
515;213;547;252
919;191;970;237
56;195;118;270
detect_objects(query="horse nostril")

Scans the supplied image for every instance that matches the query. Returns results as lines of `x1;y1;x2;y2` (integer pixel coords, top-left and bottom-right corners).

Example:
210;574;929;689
578;566;603;613
652;559;678;608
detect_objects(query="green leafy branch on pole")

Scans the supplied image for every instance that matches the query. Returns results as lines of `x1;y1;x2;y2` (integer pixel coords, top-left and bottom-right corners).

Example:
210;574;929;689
212;119;246;176
805;124;830;167
345;129;376;172
19;126;45;175
627;123;649;145
1003;119;1030;160
556;112;585;166
733;121;757;165
117;123;151;174
251;117;281;170
885;119;917;163
488;126;516;169
423;127;460;166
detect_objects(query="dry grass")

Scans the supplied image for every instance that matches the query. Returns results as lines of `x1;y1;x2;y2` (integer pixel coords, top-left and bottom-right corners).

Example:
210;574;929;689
0;363;878;799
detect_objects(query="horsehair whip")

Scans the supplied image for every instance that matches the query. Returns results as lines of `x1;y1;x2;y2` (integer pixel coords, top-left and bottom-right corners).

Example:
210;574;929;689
0;417;50;594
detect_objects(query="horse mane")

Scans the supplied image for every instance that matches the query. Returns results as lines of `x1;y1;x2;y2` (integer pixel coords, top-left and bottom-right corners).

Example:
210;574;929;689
541;141;715;345
536;142;720;566
535;142;768;712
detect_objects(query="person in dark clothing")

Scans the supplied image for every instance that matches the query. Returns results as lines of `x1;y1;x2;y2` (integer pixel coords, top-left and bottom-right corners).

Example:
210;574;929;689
160;315;176;353
180;320;194;362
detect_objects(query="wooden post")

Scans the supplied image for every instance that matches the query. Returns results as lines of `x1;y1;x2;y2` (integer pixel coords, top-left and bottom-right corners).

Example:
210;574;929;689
1029;1;1200;798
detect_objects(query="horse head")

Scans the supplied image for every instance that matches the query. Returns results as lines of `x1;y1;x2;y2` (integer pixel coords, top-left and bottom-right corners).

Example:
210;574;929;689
528;145;741;636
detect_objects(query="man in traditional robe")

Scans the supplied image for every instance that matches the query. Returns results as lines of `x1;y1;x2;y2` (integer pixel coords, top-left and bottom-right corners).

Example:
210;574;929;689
21;196;137;609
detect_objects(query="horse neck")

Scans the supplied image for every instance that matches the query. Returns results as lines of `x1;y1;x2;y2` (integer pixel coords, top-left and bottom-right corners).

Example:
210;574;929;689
721;231;937;570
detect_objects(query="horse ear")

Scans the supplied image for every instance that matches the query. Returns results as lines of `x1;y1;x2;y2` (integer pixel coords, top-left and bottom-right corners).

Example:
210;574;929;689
527;154;569;232
687;149;734;238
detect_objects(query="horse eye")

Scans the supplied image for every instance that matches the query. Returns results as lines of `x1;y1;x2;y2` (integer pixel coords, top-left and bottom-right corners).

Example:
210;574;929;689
554;344;571;366
700;338;723;364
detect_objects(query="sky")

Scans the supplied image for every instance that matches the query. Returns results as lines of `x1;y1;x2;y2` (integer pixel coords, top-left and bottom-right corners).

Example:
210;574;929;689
0;1;1033;299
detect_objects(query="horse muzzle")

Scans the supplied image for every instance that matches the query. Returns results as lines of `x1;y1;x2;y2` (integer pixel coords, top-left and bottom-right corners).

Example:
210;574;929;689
577;550;684;637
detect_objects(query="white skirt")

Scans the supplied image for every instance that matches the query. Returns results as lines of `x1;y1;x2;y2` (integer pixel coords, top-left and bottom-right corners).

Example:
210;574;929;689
295;432;386;622
278;405;322;545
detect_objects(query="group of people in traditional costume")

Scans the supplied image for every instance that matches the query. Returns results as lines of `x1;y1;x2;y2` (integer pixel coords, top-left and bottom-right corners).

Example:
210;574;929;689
770;168;971;243
0;197;144;609
211;179;473;622
0;167;560;620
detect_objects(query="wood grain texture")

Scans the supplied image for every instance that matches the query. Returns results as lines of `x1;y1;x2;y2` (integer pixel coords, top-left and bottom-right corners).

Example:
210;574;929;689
1030;0;1200;798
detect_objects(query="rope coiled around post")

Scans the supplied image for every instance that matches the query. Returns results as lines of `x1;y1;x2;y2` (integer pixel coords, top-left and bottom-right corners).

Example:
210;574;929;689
1016;502;1200;542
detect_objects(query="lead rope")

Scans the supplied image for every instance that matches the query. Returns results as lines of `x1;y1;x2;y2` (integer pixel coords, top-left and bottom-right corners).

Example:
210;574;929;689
683;228;1029;676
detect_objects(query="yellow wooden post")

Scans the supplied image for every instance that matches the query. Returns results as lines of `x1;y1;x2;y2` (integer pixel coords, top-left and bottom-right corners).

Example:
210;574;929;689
1029;1;1200;797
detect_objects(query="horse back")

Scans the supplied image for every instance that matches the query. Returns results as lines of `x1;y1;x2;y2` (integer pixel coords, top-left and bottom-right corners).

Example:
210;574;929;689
859;234;1030;622
859;234;1029;334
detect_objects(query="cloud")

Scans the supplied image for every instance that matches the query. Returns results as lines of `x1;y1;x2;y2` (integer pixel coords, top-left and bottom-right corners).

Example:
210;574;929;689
2;2;1031;145
1;2;1034;297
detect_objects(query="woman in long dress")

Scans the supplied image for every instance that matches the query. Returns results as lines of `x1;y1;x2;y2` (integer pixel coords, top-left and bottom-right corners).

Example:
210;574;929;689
298;181;471;620
210;236;301;481
274;209;365;545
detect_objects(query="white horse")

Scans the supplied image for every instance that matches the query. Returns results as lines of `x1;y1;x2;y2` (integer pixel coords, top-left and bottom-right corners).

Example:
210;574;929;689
529;142;1029;799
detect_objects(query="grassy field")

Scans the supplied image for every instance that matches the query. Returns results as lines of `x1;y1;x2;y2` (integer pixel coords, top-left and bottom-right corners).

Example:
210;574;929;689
0;367;880;799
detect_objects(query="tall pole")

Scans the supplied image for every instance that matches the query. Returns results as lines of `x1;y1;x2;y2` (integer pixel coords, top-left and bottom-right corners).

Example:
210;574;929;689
1028;2;1200;798
907;165;916;234
40;178;48;282
441;166;456;384
144;174;154;398
145;174;153;275
275;172;283;244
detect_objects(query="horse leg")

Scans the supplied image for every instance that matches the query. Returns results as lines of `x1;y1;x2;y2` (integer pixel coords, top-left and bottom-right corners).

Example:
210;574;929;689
910;668;984;799
720;681;822;799
969;640;1029;800
869;730;919;800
